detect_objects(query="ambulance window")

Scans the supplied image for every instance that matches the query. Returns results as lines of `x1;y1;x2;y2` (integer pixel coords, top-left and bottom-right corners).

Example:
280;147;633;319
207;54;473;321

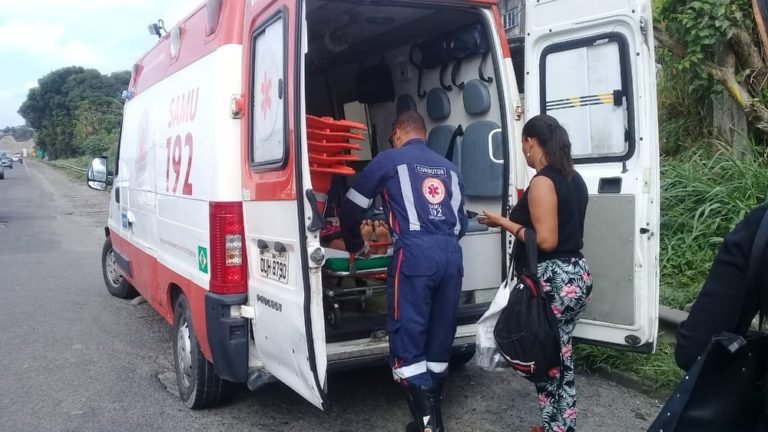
540;33;635;163
342;101;373;161
250;15;286;169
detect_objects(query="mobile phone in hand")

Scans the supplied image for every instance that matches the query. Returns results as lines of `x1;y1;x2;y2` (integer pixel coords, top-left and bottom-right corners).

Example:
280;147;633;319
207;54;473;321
466;210;479;219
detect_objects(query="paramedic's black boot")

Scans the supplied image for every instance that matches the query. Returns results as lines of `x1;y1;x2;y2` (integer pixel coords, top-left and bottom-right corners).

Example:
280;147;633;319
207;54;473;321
401;381;428;432
402;383;444;432
424;386;445;432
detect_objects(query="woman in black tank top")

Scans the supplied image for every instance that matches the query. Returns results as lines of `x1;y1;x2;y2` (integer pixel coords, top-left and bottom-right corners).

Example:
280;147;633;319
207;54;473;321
480;114;592;432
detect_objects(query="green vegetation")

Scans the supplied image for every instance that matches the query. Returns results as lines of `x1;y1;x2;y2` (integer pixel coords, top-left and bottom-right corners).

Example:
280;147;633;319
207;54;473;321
576;343;683;396
655;0;768;137
18;67;129;160
660;143;768;308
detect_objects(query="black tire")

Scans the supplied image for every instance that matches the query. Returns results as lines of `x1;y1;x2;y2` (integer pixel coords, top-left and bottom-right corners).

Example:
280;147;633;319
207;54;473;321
173;294;224;409
449;347;476;369
406;421;421;432
101;237;138;299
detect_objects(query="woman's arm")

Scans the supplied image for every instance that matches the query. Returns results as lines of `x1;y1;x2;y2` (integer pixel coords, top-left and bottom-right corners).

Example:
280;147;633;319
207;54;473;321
528;176;558;252
478;176;558;250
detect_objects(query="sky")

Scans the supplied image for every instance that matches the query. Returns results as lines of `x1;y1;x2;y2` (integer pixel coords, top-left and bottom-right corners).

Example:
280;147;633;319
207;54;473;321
0;0;201;128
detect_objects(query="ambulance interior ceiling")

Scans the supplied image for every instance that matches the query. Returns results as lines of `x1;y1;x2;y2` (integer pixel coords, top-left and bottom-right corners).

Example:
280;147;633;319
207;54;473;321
306;1;479;67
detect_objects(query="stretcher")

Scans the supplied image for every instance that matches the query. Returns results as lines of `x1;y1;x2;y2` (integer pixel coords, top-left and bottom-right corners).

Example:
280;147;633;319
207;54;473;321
322;242;392;328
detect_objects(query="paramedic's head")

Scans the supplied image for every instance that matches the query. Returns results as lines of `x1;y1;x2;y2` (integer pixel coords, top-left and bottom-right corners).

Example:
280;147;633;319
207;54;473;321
390;111;427;148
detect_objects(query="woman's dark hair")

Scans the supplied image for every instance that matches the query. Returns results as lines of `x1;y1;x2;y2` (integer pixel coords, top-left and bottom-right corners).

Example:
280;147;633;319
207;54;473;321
522;114;574;177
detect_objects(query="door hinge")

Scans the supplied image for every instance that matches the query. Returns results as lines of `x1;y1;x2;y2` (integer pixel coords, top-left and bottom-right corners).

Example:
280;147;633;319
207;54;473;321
514;104;524;121
639;17;648;36
234;304;256;319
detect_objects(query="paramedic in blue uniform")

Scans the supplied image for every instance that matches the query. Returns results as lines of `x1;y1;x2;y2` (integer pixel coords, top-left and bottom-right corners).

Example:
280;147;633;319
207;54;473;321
341;111;468;432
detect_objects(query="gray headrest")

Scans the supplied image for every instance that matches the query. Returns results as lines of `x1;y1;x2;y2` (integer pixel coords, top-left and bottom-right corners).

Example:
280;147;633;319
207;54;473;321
426;88;451;121
463;79;491;116
396;95;418;115
427;125;457;161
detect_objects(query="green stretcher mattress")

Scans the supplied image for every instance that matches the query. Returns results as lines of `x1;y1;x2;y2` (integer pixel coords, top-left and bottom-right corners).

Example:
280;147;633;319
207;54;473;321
323;248;393;272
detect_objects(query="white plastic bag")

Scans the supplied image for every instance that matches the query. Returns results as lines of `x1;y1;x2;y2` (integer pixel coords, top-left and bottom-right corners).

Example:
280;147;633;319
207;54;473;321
475;277;514;371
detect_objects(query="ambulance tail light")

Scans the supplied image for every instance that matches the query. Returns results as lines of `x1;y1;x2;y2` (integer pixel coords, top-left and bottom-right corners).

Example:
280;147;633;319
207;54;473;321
210;202;247;294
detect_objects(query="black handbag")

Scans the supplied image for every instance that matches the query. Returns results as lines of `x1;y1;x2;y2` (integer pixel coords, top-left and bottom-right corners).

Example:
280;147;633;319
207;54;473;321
648;210;768;432
493;229;561;383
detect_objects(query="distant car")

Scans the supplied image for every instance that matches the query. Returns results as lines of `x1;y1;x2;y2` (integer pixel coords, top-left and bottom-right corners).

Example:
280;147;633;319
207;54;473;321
0;156;12;169
12;153;21;162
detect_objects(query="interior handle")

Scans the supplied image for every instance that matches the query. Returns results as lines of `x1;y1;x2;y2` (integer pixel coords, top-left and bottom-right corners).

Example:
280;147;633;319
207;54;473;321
488;129;503;164
305;189;325;232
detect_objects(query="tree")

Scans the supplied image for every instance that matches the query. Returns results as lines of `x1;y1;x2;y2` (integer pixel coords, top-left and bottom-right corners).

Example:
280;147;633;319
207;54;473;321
654;0;768;138
17;67;130;159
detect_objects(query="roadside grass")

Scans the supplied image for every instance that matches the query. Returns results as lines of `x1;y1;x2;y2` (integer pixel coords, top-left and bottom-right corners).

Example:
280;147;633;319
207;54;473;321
660;141;768;308
577;141;768;396
575;342;682;397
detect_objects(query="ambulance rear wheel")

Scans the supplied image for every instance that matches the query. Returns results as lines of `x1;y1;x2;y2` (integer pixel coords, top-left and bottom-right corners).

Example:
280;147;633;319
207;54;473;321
101;237;137;299
173;294;224;409
449;347;476;369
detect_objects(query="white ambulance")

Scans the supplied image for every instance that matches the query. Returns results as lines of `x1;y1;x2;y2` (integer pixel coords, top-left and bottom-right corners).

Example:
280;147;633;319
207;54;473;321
86;0;660;410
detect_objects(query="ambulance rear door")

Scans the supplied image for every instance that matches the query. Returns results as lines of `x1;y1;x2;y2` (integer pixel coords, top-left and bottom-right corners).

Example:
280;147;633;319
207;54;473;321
241;0;327;408
524;0;660;352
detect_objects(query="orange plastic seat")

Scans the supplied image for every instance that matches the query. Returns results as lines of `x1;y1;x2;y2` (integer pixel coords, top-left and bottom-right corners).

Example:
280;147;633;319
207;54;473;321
306;114;367;132
308;129;365;142
308;140;361;153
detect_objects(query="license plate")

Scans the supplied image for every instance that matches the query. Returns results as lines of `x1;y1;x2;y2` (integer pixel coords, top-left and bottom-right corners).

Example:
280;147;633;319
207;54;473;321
259;252;288;284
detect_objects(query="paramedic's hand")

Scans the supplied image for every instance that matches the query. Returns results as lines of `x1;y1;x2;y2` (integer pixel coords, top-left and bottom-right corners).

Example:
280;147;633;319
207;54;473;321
478;210;504;228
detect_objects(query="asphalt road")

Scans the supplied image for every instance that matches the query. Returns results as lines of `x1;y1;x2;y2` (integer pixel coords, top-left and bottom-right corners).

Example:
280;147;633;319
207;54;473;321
0;160;661;432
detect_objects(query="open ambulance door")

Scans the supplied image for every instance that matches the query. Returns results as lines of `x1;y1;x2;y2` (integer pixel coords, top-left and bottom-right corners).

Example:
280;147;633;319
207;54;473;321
523;0;660;352
242;0;327;408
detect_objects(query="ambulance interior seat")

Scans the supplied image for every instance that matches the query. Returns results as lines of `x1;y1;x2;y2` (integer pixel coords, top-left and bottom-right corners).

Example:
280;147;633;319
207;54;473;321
423;85;488;234
461;79;503;198
425;87;460;166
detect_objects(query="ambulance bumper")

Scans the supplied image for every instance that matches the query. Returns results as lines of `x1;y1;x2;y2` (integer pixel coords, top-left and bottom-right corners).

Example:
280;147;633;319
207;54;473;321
205;292;249;383
326;324;476;371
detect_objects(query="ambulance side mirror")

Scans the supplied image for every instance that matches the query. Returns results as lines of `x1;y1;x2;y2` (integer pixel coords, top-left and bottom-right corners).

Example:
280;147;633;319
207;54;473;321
87;156;111;191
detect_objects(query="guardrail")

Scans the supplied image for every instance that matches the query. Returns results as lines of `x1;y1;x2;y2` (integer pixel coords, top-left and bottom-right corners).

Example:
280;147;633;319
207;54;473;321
658;305;689;344
44;160;87;174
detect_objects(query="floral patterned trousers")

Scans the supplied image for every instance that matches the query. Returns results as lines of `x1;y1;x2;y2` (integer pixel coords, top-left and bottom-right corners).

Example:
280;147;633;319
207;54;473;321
534;257;593;432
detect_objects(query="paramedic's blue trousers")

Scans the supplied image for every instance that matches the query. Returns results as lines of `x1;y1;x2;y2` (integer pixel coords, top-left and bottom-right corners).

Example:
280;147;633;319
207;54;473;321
387;237;463;389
